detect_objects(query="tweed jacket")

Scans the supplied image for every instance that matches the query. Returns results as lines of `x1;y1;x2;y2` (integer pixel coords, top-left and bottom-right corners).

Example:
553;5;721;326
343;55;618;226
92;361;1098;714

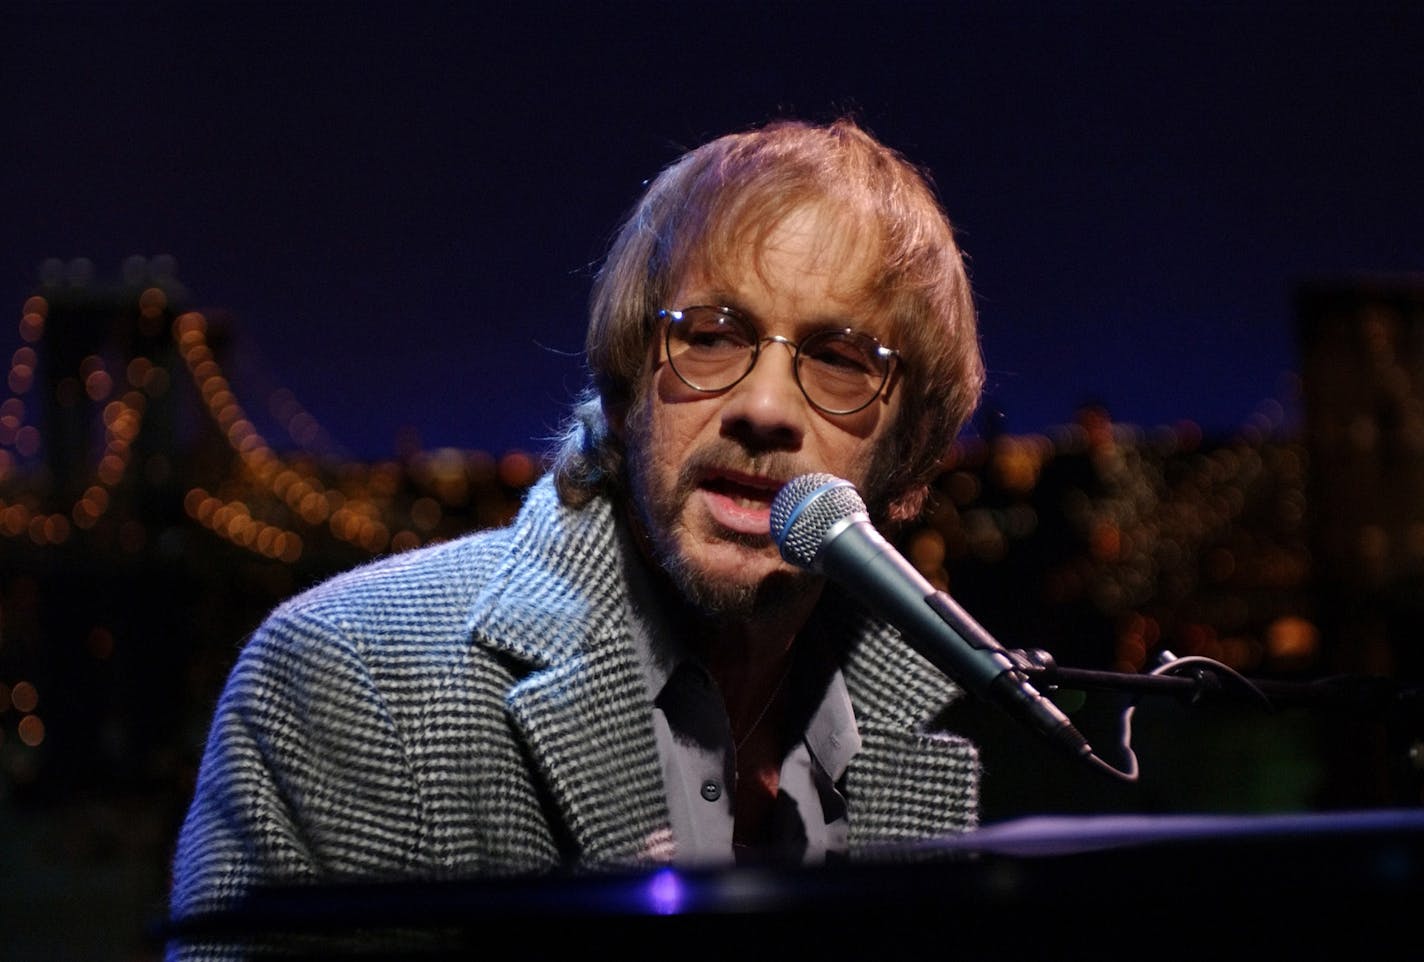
168;475;979;944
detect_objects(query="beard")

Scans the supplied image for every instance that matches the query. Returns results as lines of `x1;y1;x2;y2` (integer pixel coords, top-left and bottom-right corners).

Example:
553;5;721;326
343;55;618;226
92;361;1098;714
619;397;902;619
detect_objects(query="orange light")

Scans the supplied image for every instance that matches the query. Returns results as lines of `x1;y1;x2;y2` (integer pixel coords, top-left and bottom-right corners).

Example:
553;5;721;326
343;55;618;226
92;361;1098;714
497;451;537;488
410;496;442;531
278;533;303;563
44;515;70;544
10;681;38;713
17;714;44;747
15;426;40;457
390;530;421;553
173;311;206;336
138;287;167;318
19;311;45;343
2;504;29;535
1267;616;1320;667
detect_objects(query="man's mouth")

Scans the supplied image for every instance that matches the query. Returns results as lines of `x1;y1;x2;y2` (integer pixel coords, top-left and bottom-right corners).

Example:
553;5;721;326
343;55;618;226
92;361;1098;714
699;471;785;509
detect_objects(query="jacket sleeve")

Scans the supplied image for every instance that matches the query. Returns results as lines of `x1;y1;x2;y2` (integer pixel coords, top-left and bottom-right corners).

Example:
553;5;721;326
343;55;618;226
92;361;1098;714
165;605;426;960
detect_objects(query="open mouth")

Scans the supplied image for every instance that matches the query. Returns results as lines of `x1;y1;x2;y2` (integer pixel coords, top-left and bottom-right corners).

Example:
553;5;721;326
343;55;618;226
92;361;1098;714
699;472;784;510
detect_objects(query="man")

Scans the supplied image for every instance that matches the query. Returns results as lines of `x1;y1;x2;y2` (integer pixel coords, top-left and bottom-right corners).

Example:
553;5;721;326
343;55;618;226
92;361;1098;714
167;117;985;952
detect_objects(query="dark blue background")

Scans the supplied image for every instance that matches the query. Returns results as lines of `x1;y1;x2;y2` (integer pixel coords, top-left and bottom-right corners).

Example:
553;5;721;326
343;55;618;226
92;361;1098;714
6;0;1422;458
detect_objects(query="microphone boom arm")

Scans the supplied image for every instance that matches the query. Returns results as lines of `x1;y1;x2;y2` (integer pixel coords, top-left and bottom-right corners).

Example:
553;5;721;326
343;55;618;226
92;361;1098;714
816;516;1103;770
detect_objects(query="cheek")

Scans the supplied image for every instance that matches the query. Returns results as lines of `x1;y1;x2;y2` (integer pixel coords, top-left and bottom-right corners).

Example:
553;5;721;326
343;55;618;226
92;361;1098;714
811;404;899;481
814;397;892;446
831;408;882;442
654;360;710;406
811;387;897;444
828;436;881;484
631;381;706;476
648;368;721;442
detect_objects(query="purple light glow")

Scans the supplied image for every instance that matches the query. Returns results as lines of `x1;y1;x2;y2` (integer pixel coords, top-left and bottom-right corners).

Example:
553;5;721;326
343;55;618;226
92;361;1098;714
644;868;686;915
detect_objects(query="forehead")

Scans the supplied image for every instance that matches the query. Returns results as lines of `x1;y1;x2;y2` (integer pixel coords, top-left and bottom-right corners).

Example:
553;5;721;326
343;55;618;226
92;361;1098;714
676;202;889;324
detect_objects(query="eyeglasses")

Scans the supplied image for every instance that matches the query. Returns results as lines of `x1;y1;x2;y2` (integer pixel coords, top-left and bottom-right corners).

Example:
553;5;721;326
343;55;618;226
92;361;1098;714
658;305;899;415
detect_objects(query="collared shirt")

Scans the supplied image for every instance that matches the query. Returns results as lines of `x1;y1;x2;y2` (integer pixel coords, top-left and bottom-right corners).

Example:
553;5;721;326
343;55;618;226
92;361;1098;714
619;524;862;867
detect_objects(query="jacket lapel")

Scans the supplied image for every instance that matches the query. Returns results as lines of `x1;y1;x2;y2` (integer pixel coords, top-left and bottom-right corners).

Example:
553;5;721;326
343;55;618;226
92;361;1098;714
467;480;673;866
506;636;673;864
842;618;982;851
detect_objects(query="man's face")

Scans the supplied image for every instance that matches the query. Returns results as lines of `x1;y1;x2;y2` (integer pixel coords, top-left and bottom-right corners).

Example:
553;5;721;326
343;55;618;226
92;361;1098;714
621;203;902;615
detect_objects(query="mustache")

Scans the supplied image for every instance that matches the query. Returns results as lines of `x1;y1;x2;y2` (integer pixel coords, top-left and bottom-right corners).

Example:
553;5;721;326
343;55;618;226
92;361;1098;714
673;441;813;497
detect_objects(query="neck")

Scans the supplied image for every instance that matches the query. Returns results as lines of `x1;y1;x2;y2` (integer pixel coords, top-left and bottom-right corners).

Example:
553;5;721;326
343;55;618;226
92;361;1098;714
690;585;820;728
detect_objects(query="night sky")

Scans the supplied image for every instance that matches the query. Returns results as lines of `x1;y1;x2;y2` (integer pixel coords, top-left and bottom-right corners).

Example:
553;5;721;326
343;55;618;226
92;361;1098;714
5;1;1422;460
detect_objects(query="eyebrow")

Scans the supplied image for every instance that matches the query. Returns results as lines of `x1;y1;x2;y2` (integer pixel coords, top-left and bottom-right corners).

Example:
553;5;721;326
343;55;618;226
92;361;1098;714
687;296;874;337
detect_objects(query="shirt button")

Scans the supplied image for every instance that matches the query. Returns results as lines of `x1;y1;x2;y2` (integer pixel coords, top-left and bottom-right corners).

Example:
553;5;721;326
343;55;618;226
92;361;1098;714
700;779;722;802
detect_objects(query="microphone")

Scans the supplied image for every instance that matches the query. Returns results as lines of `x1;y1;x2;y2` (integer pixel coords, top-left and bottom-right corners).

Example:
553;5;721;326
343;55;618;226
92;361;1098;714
770;473;1094;764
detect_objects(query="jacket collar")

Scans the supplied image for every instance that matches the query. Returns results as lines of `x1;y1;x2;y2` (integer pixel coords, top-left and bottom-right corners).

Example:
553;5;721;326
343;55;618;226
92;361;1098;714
466;477;673;865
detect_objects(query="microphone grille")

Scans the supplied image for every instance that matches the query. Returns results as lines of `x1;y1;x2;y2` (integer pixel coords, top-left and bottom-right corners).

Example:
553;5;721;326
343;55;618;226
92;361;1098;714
770;473;868;569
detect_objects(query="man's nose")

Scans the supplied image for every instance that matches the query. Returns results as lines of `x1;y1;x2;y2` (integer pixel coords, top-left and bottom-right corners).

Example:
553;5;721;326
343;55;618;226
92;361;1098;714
718;340;806;449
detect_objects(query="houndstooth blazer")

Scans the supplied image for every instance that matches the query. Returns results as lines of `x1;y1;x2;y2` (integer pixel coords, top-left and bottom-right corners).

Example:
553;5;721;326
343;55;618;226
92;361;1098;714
167;475;979;949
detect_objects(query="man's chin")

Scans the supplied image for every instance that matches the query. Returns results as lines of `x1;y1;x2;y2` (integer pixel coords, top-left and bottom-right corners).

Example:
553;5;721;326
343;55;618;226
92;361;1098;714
653;545;799;616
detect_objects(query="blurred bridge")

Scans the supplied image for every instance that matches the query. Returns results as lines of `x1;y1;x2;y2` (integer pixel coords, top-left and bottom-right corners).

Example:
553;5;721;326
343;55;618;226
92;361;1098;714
0;259;1417;823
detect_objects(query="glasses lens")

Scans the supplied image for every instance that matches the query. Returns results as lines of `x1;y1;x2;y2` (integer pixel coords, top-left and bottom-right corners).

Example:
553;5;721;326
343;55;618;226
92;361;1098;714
797;330;891;413
666;307;756;390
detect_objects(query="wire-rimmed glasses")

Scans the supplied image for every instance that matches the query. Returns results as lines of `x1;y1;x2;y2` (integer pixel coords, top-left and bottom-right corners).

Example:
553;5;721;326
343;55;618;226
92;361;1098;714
659;305;898;416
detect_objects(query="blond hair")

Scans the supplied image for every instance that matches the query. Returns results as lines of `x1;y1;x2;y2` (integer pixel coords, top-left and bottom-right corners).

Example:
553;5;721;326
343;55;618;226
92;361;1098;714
553;117;983;524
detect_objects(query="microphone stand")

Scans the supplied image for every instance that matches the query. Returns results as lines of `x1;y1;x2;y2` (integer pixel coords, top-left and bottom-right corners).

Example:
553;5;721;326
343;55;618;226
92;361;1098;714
995;647;1424;785
1011;647;1424;717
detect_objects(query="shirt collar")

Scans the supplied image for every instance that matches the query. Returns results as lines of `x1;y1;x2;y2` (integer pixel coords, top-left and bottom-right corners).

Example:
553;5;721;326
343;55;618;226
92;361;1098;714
616;510;861;775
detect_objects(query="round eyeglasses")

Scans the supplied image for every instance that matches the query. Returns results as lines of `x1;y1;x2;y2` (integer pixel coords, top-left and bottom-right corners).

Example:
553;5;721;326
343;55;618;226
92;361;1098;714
659;306;899;415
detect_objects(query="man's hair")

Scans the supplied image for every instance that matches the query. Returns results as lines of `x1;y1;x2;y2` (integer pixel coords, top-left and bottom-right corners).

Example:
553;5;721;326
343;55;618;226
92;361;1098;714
552;117;984;524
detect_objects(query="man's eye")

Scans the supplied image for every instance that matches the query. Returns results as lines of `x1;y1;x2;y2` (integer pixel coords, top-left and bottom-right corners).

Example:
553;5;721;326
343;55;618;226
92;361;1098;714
807;341;875;374
685;322;751;350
